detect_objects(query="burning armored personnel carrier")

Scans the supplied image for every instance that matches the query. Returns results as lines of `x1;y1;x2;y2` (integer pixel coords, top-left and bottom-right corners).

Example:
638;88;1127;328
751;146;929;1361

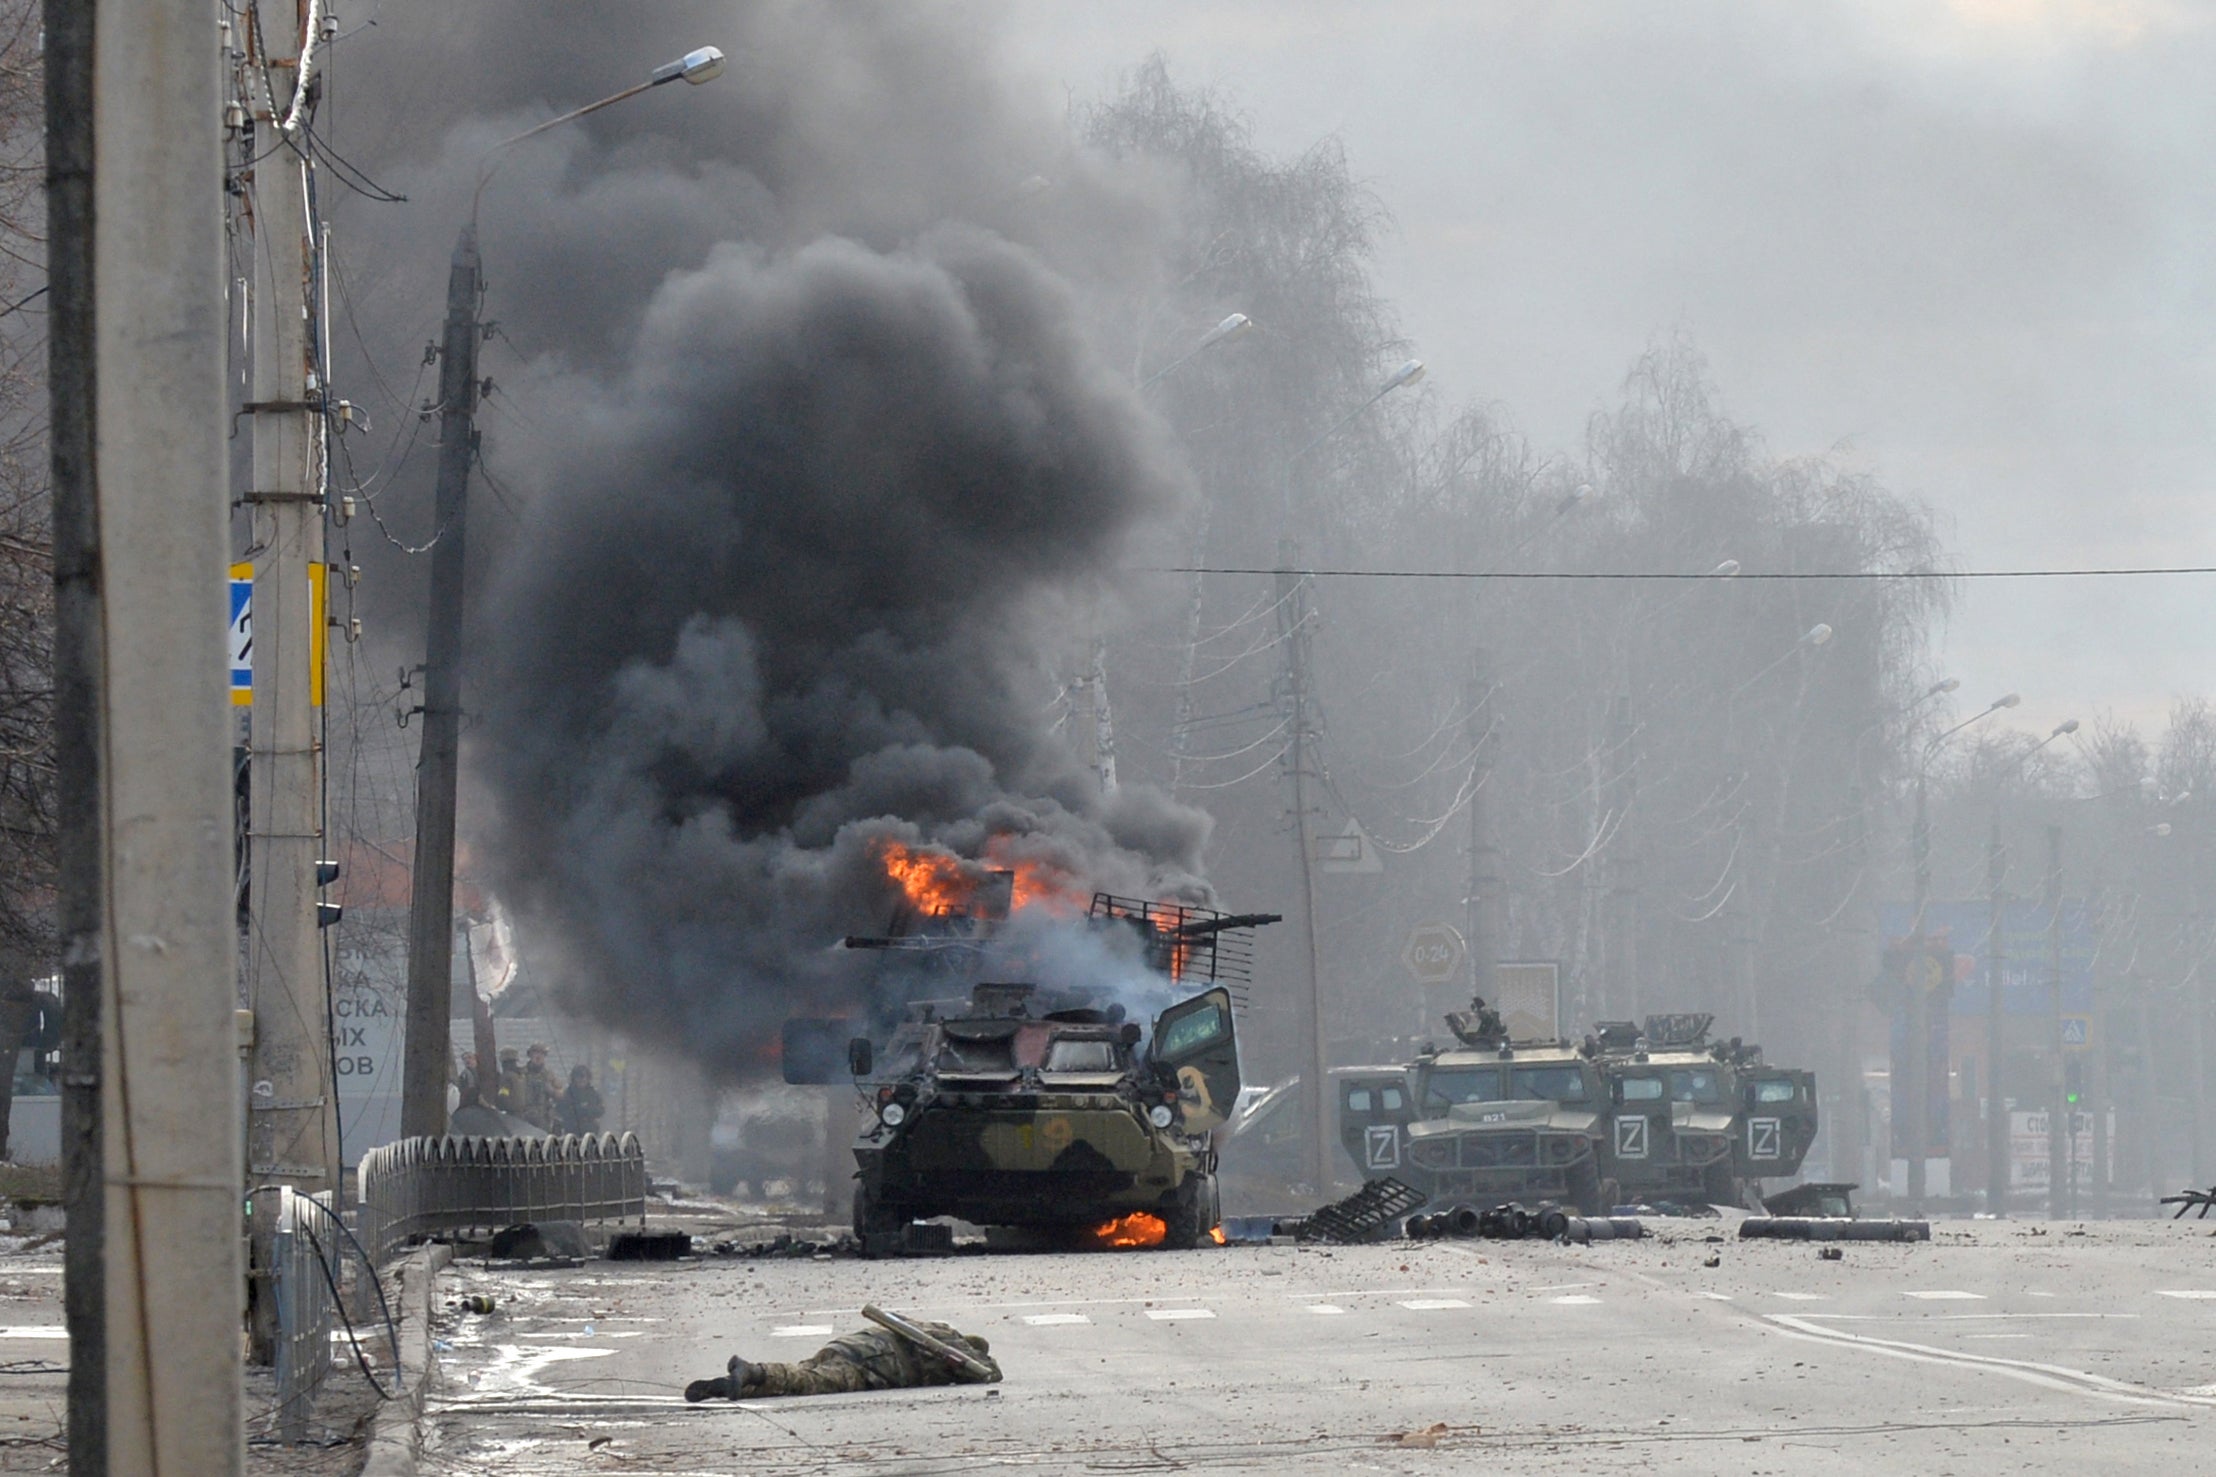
790;869;1277;1253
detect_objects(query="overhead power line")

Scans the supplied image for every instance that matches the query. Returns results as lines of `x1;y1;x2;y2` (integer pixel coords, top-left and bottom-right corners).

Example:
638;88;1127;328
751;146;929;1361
1153;564;2216;582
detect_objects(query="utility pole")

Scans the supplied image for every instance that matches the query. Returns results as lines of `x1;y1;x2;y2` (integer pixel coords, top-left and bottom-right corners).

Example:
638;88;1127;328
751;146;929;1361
1464;650;1500;1014
242;1;338;1233
1606;695;1638;1024
1905;781;1932;1208
1276;543;1331;1193
1070;632;1118;795
2046;826;2068;1218
401;226;482;1140
49;0;244;1466
1986;818;2009;1216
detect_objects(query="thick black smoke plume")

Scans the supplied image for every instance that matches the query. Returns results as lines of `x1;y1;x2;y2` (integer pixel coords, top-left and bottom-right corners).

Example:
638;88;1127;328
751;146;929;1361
423;57;1214;1069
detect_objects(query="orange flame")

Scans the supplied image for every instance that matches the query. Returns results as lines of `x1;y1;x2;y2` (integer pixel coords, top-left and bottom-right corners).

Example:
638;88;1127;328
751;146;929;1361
985;837;1091;916
877;842;975;917
1083;1212;1167;1249
1208;1224;1227;1245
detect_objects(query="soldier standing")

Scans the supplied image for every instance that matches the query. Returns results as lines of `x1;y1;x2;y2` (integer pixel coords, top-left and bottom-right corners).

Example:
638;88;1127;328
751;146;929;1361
557;1063;604;1135
494;1046;524;1116
684;1318;999;1401
520;1043;557;1130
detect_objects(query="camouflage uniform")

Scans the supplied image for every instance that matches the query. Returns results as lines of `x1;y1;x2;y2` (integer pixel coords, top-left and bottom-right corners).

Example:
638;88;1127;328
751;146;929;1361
696;1322;999;1399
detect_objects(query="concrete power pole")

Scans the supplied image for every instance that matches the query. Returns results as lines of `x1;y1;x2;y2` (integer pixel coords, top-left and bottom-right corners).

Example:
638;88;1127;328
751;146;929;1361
1464;650;1501;1013
401;227;483;1140
48;0;245;1467
1986;819;2009;1216
1606;695;1638;1024
1905;781;1932;1208
1276;544;1331;1193
242;2;338;1225
2046;826;2068;1219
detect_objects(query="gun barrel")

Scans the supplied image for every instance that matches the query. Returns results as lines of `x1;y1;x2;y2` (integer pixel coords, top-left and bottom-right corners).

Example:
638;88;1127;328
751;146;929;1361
1171;912;1284;937
860;1303;998;1382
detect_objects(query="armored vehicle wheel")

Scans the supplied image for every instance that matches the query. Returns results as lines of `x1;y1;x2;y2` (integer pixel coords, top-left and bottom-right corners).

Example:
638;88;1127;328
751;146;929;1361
1701;1162;1740;1209
851;1182;910;1238
1161;1173;1219;1250
1567;1157;1606;1216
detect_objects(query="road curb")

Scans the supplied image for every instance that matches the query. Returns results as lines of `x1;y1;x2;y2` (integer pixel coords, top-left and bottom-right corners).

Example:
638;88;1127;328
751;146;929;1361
361;1242;452;1477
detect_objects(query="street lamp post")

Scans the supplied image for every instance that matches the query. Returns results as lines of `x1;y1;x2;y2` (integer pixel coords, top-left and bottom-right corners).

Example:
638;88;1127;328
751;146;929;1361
400;51;725;1141
1981;717;2075;1216
1280;359;1424;1194
1903;691;2019;1209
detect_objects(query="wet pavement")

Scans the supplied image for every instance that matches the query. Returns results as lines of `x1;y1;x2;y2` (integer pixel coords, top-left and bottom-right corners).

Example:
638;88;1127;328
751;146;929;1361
415;1215;2216;1474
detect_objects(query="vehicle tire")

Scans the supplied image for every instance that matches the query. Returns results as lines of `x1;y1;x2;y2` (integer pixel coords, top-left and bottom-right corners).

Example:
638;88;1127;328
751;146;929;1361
851;1182;907;1238
1161;1173;1218;1250
1701;1163;1740;1209
1567;1156;1606;1216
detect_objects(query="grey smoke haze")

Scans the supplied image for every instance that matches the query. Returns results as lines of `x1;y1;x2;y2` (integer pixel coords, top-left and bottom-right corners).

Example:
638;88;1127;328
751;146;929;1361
322;3;1217;1067
1009;0;2216;736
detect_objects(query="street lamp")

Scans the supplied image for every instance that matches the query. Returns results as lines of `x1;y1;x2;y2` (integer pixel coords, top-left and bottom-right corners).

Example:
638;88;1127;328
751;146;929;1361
1277;356;1427;1195
1979;715;2076;1219
400;50;726;1142
1899;690;2020;1210
1138;312;1254;389
1729;621;1835;702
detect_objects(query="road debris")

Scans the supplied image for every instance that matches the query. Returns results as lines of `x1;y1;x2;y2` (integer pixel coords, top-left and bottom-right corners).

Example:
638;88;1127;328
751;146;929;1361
1739;1216;1929;1242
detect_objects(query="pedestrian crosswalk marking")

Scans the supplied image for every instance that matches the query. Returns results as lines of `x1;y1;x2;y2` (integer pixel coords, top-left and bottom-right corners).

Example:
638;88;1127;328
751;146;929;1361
770;1325;832;1338
1305;1305;1346;1315
1145;1309;1215;1321
1550;1295;1602;1305
1904;1290;1985;1301
1022;1313;1092;1326
2155;1290;2216;1300
1397;1299;1471;1311
1693;1292;1733;1301
1772;1292;1829;1301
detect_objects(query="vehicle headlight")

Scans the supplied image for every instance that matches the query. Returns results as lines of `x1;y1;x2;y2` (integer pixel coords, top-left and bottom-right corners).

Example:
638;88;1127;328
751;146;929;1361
880;1101;908;1128
1148;1104;1176;1128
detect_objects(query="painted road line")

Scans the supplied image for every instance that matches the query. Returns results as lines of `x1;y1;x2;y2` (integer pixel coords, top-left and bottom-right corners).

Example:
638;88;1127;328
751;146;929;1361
1397;1299;1472;1311
1772;1292;1829;1301
1904;1290;1988;1301
0;1327;63;1340
1022;1313;1091;1326
1305;1305;1346;1315
1693;1292;1733;1301
770;1326;832;1338
1532;1283;1595;1293
1144;1309;1216;1321
2155;1290;2216;1300
1550;1295;1603;1306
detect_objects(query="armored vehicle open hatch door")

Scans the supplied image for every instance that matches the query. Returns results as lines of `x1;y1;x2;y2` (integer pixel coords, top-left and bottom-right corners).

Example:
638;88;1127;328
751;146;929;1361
1338;1071;1417;1179
1736;1065;1817;1183
1152;986;1239;1134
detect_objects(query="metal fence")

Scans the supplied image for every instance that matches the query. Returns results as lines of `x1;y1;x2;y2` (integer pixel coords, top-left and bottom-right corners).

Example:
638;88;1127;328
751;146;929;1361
270;1187;336;1444
357;1132;650;1265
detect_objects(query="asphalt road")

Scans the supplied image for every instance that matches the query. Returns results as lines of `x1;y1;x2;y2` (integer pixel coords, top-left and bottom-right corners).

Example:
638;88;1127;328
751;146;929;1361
417;1217;2216;1475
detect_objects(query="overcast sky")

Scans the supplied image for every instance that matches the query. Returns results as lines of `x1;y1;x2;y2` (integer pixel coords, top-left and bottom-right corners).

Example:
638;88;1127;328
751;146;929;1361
997;0;2215;741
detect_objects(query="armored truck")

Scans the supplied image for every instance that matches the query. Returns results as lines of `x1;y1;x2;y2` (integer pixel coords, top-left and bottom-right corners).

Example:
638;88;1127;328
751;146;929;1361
1337;1002;1614;1215
1590;1014;1817;1207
